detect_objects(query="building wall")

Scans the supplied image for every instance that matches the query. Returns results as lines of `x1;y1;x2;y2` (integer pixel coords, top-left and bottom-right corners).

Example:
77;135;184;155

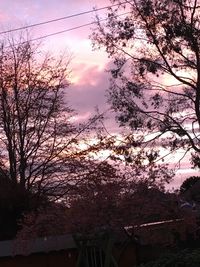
0;220;192;267
0;249;78;267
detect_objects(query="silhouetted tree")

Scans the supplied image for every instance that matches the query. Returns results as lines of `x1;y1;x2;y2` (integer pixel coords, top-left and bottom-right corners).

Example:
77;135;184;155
17;162;179;238
180;176;200;194
0;34;79;201
64;162;179;234
0;34;99;238
92;0;200;167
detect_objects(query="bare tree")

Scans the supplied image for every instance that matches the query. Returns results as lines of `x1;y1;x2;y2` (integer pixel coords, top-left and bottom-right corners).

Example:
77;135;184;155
92;0;200;169
0;34;87;205
0;34;127;239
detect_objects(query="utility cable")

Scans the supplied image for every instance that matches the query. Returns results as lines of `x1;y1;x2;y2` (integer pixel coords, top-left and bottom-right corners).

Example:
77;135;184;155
0;1;128;35
4;11;131;47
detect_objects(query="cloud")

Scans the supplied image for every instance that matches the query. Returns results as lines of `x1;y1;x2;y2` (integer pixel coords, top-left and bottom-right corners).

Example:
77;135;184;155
67;63;119;132
0;0;112;61
68;64;109;113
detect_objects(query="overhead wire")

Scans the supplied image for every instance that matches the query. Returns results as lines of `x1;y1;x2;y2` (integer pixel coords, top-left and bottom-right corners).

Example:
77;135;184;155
0;1;128;35
2;10;131;49
29;21;104;42
27;11;131;43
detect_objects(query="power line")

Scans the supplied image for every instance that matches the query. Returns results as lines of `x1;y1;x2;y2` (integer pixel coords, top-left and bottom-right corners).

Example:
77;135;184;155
0;1;128;35
30;21;100;42
5;12;131;46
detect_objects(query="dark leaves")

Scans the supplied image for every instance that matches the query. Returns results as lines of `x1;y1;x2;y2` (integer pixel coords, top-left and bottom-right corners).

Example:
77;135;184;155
151;93;163;109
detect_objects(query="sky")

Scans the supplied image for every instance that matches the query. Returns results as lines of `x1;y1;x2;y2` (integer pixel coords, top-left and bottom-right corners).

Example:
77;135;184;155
0;0;113;126
0;0;198;189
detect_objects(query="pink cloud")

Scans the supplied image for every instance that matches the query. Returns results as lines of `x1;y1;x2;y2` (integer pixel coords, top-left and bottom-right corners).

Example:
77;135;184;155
67;63;119;133
71;64;105;86
68;65;109;112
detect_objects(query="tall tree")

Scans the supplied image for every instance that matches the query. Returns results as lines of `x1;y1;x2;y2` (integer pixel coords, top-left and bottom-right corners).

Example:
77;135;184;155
0;34;121;239
92;0;200;168
0;34;90;206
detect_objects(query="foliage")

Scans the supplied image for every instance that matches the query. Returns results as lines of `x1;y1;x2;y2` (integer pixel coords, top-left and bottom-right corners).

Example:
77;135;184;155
17;204;69;239
16;161;179;238
0;171;32;239
180;176;200;194
65;162;179;234
92;0;200;167
0;32;177;239
138;248;200;267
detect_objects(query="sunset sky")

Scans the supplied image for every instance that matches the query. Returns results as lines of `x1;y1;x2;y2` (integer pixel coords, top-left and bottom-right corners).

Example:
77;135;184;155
0;0;198;188
0;0;112;124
